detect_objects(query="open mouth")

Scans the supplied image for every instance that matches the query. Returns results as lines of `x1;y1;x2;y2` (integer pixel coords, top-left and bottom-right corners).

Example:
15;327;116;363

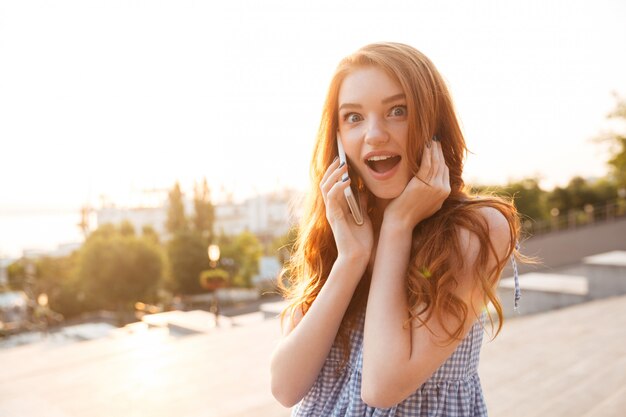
366;155;401;174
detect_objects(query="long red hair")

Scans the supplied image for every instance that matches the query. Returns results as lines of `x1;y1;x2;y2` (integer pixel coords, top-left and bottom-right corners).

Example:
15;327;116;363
279;42;526;364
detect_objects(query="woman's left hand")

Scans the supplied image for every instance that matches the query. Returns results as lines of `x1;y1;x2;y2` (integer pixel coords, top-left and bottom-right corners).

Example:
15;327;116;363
384;137;451;230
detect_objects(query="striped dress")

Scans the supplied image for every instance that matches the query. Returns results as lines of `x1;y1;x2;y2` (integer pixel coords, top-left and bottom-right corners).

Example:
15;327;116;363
291;255;521;417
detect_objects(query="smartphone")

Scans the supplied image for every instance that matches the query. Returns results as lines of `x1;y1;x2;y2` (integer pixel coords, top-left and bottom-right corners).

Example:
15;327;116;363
337;136;364;226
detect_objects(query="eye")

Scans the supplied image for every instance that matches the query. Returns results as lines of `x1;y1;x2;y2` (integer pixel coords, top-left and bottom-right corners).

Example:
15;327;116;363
343;113;363;123
389;105;407;117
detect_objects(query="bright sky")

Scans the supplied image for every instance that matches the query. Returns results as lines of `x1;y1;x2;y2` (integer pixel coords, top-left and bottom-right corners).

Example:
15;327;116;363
1;0;625;256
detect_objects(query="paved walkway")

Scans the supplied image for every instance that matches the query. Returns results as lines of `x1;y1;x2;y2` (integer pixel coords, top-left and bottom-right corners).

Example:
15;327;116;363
1;294;625;417
480;294;626;417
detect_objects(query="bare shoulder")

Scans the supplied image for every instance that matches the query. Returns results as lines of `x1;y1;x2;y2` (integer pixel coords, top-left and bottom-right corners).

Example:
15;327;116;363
479;205;511;235
456;206;513;272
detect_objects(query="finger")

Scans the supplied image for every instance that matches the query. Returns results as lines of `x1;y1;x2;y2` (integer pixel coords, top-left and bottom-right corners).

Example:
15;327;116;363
431;139;442;182
321;162;348;197
443;160;450;191
321;158;340;187
326;177;352;220
416;139;433;183
327;176;351;200
434;140;446;183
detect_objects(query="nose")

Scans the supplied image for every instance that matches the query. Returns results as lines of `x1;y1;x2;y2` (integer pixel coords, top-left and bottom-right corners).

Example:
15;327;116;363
364;117;389;146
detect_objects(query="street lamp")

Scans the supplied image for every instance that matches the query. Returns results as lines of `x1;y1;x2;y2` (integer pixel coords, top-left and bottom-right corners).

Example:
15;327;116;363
37;293;48;307
207;244;221;326
37;293;49;337
208;244;220;267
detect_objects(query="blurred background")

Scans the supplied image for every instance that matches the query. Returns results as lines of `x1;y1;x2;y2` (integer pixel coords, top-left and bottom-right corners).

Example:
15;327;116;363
1;1;625;416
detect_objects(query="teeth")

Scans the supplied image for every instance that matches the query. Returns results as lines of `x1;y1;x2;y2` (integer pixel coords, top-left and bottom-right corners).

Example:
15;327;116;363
367;155;395;162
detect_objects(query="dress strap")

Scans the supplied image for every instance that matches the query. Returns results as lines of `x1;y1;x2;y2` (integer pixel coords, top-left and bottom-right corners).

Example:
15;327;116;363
511;241;521;313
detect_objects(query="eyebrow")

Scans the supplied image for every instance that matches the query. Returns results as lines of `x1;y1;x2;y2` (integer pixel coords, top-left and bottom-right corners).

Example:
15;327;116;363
382;93;406;104
338;93;406;111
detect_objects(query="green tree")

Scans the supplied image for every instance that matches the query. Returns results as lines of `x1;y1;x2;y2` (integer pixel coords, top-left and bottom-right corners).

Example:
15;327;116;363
89;223;118;240
165;180;216;295
166;182;188;235
601;94;626;187
501;178;549;223
471;178;549;224
192;178;215;242
590;178;619;203
6;260;27;291
119;220;136;237
166;230;210;294
35;252;84;319
142;225;161;245
565;177;600;209
546;186;571;214
547;177;617;215
219;231;263;288
7;252;86;319
78;226;163;319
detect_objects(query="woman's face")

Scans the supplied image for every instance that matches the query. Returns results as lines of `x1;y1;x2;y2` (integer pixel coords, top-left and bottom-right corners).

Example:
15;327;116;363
337;66;412;201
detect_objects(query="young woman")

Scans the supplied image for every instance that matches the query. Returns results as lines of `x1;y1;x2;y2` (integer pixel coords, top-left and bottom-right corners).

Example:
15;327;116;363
270;42;524;416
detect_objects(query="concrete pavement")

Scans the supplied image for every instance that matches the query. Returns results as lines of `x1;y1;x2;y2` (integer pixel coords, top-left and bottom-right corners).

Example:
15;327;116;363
1;294;626;416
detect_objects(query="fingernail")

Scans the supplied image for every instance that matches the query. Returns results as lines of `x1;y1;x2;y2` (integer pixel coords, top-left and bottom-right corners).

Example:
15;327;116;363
333;156;339;162
339;162;345;168
342;176;349;182
433;135;439;142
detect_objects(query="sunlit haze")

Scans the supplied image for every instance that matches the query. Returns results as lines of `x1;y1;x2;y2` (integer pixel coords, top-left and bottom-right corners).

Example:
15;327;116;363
1;0;625;257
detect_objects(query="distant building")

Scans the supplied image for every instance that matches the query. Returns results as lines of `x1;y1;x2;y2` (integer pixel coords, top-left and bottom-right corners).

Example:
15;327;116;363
97;206;168;237
214;189;303;241
22;243;82;259
95;188;303;241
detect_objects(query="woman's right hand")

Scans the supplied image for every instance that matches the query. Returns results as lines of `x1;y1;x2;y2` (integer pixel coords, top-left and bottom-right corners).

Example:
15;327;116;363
320;158;374;267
